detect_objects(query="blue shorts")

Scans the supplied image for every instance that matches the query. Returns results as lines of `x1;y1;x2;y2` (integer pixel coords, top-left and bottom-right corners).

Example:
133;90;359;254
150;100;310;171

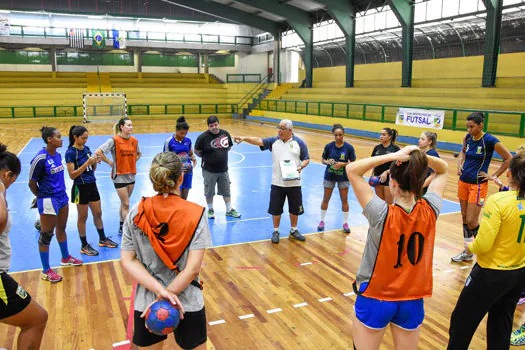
37;193;69;216
354;283;424;330
181;172;193;190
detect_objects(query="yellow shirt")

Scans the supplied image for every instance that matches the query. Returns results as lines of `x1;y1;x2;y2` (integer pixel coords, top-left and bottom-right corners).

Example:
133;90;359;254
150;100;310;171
469;190;525;270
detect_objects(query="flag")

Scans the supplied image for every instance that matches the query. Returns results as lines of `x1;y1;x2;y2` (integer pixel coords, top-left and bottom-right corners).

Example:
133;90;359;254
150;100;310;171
92;29;106;49
68;28;84;48
112;29;126;49
0;15;10;36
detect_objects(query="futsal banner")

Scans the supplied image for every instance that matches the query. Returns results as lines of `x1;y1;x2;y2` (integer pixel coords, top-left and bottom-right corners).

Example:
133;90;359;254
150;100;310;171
395;108;445;130
0;15;10;36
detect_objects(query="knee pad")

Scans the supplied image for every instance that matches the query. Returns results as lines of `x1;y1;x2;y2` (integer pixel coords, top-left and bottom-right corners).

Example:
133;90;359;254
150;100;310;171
38;231;54;247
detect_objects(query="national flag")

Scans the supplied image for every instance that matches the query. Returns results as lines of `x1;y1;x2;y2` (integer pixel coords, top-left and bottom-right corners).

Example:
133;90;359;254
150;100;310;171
68;28;84;48
92;29;106;49
112;29;126;49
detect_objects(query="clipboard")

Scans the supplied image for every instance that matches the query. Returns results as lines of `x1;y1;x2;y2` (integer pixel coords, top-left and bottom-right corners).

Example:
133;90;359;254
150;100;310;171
279;160;300;181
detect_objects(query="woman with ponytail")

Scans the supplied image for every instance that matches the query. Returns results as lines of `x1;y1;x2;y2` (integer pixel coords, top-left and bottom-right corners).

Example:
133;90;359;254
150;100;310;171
371;128;400;204
121;152;211;349
418;131;440;195
96;117;141;235
29;127;83;283
449;153;525;349
65;126;118;256
346;145;448;349
0;144;48;348
163;116;197;200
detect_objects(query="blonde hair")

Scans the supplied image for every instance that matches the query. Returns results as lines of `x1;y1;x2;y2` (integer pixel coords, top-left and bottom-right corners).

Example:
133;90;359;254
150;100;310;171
422;131;437;148
516;144;525;155
149;152;182;193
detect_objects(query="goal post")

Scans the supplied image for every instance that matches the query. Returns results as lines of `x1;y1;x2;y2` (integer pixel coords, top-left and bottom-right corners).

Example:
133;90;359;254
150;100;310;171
83;93;127;123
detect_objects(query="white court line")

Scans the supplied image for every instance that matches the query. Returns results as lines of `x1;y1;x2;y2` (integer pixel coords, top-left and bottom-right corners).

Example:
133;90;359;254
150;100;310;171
239;314;255;320
318;297;332;303
294;302;308;308
230;165;272;169
17;138;33;156
112;340;130;347
267;308;282;314
230;150;246;165
300;262;313;266
444;269;454;273
225;217;270;224
344;292;355;297
460;266;471;269
209;319;226;326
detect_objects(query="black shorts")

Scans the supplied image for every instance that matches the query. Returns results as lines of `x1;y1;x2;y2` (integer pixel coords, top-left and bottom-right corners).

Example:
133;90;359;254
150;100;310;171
114;181;135;189
71;182;101;205
133;307;207;348
0;273;32;320
268;185;304;216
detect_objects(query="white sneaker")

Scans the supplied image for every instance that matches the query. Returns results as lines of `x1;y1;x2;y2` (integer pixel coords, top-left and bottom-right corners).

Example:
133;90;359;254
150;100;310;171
451;251;474;263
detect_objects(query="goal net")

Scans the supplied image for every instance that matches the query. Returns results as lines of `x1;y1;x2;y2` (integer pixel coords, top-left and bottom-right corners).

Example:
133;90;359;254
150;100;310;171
83;93;127;123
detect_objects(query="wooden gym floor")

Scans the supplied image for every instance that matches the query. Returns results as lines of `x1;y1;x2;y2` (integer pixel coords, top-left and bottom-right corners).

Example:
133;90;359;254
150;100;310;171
0;117;522;349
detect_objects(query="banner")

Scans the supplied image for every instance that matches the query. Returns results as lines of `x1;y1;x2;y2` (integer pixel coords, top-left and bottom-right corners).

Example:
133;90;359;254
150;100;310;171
68;28;84;48
92;29;105;49
396;108;445;130
112;29;126;49
0;16;9;36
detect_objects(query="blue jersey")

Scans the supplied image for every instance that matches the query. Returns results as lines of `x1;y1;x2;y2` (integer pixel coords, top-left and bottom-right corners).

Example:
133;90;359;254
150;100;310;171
460;133;500;184
65;145;96;185
322;141;356;182
426;148;440;175
164;136;192;163
29;148;66;198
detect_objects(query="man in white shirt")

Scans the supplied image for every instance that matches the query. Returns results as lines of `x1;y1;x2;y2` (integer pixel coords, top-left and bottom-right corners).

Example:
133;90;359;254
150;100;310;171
234;119;310;244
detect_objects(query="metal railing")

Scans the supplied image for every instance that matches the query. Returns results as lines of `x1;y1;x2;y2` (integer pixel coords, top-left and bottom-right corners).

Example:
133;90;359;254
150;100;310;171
255;99;525;138
0;103;238;118
237;75;270;109
227;74;262;83
5;25;254;46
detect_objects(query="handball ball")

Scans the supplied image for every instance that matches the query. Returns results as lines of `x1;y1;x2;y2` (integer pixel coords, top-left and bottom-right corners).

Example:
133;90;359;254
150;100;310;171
182;163;193;173
368;176;381;187
145;300;180;336
34;219;41;232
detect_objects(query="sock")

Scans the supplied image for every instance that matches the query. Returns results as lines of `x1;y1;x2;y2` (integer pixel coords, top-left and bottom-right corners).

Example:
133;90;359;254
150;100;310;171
80;236;88;247
291;226;297;232
97;228;106;241
40;251;50;272
119;221;123;232
226;202;232;212
207;203;213;210
321;210;327;221
274;228;279;232
343;211;349;224
58;240;70;260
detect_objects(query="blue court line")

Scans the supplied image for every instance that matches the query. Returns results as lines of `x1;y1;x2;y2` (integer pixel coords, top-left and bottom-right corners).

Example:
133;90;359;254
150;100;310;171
6;132;460;272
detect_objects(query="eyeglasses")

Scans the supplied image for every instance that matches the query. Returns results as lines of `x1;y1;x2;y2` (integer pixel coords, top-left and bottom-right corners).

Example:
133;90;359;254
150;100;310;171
277;126;289;131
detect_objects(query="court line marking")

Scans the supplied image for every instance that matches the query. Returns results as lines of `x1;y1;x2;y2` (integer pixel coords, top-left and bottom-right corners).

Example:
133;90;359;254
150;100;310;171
112;340;130;347
209;319;226;326
239;314;255;320
16;138;32;156
344;292;356;297
9;258;121;275
294;302;308;308
318;297;332;303
460;266;471;269
230;150;246;166
267;308;282;314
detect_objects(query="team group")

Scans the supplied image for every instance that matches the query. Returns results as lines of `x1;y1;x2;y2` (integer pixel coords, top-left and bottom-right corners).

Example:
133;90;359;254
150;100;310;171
1;112;525;349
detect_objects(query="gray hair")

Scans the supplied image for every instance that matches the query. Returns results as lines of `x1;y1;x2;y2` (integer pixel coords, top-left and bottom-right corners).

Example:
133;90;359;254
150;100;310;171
280;119;293;130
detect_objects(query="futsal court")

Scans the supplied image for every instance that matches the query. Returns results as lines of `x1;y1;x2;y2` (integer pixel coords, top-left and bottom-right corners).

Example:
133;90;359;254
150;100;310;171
0;118;521;349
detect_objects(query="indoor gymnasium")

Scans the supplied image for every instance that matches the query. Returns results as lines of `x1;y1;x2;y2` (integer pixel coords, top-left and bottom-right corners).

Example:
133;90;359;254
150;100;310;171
0;0;524;349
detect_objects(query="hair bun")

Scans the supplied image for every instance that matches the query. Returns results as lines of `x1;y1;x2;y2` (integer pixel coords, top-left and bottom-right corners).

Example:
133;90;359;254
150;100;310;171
177;116;186;123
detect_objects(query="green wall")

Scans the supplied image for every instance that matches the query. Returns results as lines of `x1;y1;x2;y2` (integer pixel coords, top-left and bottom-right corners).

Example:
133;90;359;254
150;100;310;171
56;52;134;66
209;54;235;67
0;50;50;64
142;54;198;67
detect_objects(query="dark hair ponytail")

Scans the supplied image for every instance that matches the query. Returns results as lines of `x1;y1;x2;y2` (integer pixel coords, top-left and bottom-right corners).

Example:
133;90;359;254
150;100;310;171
68;125;88;148
510;153;525;198
389;149;428;200
332;123;344;134
0;143;21;177
114;117;130;135
466;112;485;125
41;126;57;144
383;128;398;144
176;116;189;131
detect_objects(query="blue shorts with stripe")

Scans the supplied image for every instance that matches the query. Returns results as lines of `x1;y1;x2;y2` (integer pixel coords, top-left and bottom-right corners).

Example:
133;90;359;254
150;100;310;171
354;283;425;330
37;192;69;216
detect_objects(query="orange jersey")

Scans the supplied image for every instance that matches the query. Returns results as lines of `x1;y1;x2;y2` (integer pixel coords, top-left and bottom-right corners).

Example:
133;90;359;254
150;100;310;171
361;199;437;301
134;194;205;270
113;135;138;176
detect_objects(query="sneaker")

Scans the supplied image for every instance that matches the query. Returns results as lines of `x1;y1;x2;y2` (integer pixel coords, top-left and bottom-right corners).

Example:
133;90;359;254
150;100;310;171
290;229;306;242
61;255;83;266
80;244;99;256
317;221;325;231
511;324;525;346
451;251;474;263
208;209;215;220
271;231;280;244
343;223;351;234
41;268;63;283
99;237;118;248
518;297;525;305
226;209;241;218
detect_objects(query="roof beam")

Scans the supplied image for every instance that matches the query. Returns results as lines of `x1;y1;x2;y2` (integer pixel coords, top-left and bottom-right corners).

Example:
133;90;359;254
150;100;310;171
389;0;415;87
160;0;280;36
313;0;356;87
481;0;503;87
